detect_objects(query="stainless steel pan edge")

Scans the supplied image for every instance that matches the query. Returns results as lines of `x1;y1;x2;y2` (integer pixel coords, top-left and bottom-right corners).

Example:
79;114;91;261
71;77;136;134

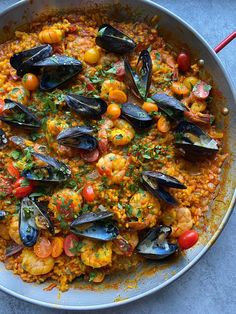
0;0;235;310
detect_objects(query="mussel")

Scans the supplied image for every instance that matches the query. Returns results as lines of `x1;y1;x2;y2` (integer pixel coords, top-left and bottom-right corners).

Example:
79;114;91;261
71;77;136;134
0;210;7;220
121;102;153;129
0;129;8;149
22;152;71;182
151;93;187;120
137;225;178;260
10;135;47;154
10;44;52;76
174;121;219;159
124;50;152;100
141;171;186;205
33;55;83;90
96;24;136;54
65;94;107;119
0;99;41;130
70;210;119;241
5;243;24;257
19;197;54;247
57;126;98;151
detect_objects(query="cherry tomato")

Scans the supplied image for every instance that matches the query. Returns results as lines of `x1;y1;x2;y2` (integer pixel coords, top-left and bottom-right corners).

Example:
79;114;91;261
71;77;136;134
12;177;34;198
192;81;212;99
63;234;80;257
114;61;125;77
34;237;52;258
22;73;39;91
106;103;121;120
142;102;158;113
80;149;100;163
0;175;12;196
177;52;191;72
157;115;171;133
82;184;95;202
84;47;100;65
51;237;64;258
178;230;199;250
7;162;20;179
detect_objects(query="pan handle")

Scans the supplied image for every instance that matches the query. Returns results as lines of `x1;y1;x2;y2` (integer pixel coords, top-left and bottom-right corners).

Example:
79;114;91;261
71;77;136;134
214;31;236;53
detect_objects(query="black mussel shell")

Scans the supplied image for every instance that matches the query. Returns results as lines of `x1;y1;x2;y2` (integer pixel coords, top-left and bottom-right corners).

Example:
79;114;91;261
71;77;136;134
174;121;219;159
22;152;71;182
70;211;114;227
125;50;152;100
0;129;8;149
142;171;186;189
10;44;52;76
151;93;187;120
57;126;97;151
137;225;178;260
19;197;54;247
10;136;47;154
96;24;136;54
0;99;41;130
0;210;7;220
121;102;153;129
65;94;107;119
71;222;119;241
33;55;83;90
5;243;24;257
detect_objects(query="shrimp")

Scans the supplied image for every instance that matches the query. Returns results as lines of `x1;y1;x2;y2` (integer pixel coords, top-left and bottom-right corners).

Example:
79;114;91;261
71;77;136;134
127;191;161;230
96;153;129;184
100;79;126;99
109;119;135;146
113;231;139;256
182;93;211;124
21;249;55;275
49;188;83;220
161;51;178;80
8;216;22;245
81;239;112;268
161;206;193;238
97;117;114;153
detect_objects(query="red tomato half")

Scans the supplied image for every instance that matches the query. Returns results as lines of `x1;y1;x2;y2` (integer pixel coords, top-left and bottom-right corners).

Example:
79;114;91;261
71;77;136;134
7;162;20;179
114;61;125;77
82;184;95;202
193;81;212;99
0;175;12;196
177;52;190;72
0;100;4;115
178;230;199;250
80;149;100;163
12;177;34;198
63;234;80;257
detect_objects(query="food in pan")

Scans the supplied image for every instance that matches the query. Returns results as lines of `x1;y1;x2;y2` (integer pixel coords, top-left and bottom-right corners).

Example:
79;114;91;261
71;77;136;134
0;12;226;291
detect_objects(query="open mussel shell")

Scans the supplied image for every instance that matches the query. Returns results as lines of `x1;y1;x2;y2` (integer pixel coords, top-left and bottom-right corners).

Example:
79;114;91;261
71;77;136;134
10;44;52;76
22;152;71;182
5;243;24;257
0;99;41;130
33;55;83;90
137;225;178;260
0;129;8;149
96;24;136;54
65;94;107;119
0;210;7;220
151;93;187;120
70;211;114;227
174;121;219;159
57;126;98;151
125;50;152;100
19;197;54;247
121;102;153;129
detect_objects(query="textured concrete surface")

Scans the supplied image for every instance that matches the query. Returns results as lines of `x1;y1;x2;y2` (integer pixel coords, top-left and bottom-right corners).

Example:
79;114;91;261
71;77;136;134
0;0;235;313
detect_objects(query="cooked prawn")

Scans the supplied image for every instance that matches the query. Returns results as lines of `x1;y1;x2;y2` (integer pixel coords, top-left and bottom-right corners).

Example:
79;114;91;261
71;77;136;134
8;216;22;245
81;239;112;268
113;231;139;256
109;119;135;146
21;248;55;275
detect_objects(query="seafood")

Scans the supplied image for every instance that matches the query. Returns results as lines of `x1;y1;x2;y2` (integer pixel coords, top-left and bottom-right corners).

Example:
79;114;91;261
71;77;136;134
0;129;8;149
109;119;135;146
121;102;153;129
8;216;22;245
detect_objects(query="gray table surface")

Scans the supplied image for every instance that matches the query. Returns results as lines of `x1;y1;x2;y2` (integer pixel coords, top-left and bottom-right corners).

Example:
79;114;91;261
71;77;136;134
0;0;235;313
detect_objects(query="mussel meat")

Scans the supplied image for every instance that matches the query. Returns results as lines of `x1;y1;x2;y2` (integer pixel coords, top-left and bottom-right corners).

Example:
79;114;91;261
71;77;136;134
22;152;71;182
0;129;8;149
124;50;152;100
174;121;219;159
141;171;186;205
65;94;107;119
121;102;153;129
10;44;52;76
19;197;54;247
0;99;41;130
33;55;83;90
70;210;119;241
57;126;97;151
96;24;136;54
137;225;178;260
151;93;187;120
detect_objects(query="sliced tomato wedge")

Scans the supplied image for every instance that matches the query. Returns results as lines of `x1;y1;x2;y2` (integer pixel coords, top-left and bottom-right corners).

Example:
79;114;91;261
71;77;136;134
63;234;80;257
192;81;211;99
7;162;20;179
0;175;12;196
12;177;34;198
82;184;95;202
34;237;52;258
80;149;100;163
